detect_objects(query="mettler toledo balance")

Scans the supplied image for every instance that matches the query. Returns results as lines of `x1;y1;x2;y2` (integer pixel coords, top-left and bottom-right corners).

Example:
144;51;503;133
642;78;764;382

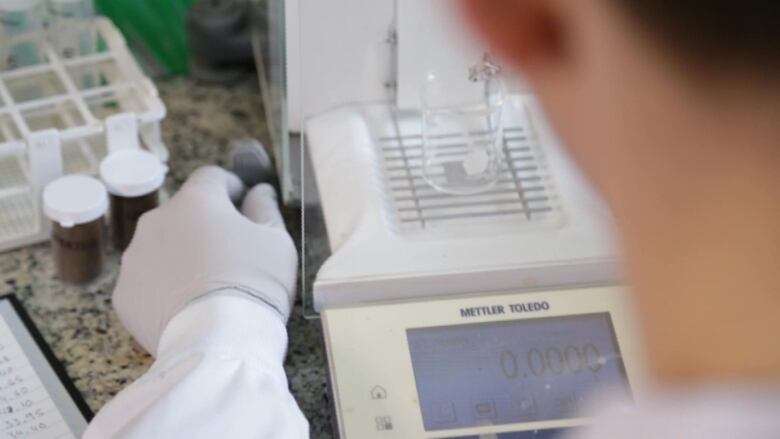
267;0;649;437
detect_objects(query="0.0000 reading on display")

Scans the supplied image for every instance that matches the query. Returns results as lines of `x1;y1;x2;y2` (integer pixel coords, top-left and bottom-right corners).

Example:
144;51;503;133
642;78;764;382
499;344;605;379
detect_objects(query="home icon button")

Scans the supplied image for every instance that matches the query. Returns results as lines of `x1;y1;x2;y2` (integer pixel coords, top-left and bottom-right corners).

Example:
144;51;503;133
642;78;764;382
370;386;388;400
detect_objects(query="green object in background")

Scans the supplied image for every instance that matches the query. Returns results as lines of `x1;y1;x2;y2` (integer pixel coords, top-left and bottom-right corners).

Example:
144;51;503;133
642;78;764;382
96;0;197;76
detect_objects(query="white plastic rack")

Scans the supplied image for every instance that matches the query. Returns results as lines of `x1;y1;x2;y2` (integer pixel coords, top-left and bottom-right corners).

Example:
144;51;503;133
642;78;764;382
0;17;167;252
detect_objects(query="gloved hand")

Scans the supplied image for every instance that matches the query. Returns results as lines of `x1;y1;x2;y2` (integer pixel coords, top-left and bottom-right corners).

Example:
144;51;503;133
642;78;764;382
112;166;298;355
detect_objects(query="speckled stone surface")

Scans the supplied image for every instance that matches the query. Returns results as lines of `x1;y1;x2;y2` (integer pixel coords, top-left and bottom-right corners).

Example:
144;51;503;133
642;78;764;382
0;77;333;438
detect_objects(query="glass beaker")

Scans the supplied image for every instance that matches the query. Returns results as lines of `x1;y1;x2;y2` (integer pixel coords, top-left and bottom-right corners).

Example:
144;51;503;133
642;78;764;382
421;69;505;195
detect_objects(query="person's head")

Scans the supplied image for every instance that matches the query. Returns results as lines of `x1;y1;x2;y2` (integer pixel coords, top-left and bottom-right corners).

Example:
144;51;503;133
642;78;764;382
458;0;780;211
459;1;780;381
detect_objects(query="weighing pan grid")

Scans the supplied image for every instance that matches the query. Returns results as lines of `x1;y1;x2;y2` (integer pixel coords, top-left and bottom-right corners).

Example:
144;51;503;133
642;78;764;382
380;126;559;229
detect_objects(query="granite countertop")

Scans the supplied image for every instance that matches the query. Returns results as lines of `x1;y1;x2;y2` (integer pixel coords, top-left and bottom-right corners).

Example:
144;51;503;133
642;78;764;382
0;78;332;438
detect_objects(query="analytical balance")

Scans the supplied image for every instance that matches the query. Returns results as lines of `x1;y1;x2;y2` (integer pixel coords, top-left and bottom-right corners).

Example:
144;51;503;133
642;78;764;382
278;1;648;437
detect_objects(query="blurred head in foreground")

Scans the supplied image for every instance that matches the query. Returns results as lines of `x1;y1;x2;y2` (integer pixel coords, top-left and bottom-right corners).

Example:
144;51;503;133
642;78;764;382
459;0;780;384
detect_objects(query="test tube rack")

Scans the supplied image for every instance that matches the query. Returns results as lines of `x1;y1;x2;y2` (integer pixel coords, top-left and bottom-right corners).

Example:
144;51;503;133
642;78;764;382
0;17;167;252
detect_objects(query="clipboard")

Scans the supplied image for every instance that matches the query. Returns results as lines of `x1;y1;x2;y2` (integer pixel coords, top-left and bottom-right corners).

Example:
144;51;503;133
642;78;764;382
0;294;92;438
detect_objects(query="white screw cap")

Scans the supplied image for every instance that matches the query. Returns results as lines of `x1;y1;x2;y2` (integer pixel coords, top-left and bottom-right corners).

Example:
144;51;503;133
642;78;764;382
99;149;168;197
43;174;108;228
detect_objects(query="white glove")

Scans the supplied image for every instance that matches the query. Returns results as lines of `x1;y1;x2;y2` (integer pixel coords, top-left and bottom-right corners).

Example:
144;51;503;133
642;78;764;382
112;166;298;355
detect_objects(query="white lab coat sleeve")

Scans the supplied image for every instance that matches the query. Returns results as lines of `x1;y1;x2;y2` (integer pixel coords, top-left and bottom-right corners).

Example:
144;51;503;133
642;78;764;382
83;293;309;439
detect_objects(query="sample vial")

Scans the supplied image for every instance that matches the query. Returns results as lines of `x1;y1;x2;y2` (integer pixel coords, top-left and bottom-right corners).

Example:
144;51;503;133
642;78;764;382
99;149;167;251
0;0;46;69
46;0;95;59
0;36;7;71
43;174;109;284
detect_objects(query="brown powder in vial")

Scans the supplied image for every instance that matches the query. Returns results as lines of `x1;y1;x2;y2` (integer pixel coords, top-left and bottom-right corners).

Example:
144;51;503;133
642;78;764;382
43;174;108;284
99;149;167;251
111;192;159;251
52;219;105;284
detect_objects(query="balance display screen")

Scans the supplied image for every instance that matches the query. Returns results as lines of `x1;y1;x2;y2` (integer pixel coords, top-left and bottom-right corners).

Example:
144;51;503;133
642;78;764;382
407;313;628;431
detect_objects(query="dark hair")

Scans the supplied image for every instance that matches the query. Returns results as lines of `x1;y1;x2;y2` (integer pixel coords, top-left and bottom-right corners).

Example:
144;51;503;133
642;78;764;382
614;0;780;73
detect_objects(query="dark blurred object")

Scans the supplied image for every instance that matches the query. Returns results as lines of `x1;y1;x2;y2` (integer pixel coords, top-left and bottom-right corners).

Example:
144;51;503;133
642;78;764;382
187;0;256;84
96;0;196;76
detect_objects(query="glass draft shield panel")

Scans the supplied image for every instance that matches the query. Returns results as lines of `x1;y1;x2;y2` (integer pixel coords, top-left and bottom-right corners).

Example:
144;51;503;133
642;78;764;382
407;313;628;431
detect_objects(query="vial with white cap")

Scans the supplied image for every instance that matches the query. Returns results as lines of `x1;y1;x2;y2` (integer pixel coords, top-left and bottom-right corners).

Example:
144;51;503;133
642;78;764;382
46;0;95;59
43;174;108;284
100;149;167;251
0;0;45;69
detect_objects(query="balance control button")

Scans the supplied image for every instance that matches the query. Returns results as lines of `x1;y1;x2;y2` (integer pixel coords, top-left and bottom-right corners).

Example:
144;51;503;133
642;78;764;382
370;385;388;400
473;399;497;420
374;415;393;431
431;402;457;423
